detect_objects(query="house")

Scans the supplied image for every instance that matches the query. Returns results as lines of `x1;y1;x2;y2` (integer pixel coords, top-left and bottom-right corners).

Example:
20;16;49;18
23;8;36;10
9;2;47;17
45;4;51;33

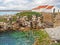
32;5;59;13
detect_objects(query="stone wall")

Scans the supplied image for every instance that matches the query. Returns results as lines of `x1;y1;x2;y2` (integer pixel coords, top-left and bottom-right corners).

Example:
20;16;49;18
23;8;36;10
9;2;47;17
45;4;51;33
54;14;60;27
42;13;53;23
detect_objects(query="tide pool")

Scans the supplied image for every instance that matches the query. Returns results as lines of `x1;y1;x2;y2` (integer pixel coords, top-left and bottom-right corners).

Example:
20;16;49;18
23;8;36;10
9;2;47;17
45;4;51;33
0;31;35;45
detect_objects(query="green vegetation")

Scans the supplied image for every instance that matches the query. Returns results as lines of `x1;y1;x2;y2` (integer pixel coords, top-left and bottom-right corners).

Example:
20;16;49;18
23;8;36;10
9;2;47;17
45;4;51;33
52;43;60;45
10;30;57;45
16;11;42;20
33;30;60;45
0;11;41;22
0;18;6;22
12;15;17;22
16;11;41;17
32;30;51;45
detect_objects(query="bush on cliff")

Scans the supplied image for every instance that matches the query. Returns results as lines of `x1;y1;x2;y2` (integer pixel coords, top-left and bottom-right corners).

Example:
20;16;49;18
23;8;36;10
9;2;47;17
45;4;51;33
16;11;42;18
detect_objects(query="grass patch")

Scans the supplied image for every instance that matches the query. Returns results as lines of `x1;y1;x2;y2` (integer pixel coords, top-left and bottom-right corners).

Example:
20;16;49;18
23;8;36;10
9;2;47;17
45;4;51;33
32;30;52;45
32;30;60;45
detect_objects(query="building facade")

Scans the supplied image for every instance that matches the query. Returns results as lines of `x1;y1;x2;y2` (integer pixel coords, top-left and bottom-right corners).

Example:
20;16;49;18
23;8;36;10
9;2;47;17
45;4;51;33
32;5;59;13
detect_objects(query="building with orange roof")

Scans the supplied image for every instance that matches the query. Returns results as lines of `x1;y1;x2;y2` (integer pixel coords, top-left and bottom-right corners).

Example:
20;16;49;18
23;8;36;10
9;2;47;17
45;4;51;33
32;5;59;13
45;5;54;12
32;5;48;10
32;5;48;12
46;6;54;9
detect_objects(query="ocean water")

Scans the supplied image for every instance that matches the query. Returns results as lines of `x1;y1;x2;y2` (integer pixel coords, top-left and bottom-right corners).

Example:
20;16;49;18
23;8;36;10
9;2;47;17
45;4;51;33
0;12;19;15
0;31;35;45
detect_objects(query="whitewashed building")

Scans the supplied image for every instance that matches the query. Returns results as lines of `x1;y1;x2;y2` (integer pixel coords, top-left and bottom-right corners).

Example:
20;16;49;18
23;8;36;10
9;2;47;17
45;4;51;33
32;5;59;13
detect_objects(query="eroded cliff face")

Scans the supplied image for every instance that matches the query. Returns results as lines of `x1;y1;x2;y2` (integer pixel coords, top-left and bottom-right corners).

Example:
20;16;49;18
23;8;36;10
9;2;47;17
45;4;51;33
0;15;44;32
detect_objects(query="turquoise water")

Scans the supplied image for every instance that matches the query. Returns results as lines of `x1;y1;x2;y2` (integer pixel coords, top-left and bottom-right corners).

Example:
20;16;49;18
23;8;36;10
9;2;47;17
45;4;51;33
0;31;35;45
0;12;19;15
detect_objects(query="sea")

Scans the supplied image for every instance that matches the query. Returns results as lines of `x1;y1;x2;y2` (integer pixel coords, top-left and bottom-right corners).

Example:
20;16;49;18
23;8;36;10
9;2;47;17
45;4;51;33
0;31;35;45
0;12;19;15
0;12;35;45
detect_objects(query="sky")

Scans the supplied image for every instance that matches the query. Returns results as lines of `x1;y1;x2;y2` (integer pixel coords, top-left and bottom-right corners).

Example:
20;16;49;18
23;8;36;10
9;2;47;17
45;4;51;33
0;0;60;15
0;0;60;10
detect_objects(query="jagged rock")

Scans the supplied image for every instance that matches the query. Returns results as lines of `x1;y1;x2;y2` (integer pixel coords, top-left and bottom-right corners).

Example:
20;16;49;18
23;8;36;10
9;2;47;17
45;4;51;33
33;38;40;45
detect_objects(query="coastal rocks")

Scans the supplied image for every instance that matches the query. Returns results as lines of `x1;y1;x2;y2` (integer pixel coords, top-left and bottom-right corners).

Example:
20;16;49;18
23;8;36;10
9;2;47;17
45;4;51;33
12;15;44;31
0;15;49;32
45;26;60;42
32;38;40;45
0;23;7;32
12;22;20;30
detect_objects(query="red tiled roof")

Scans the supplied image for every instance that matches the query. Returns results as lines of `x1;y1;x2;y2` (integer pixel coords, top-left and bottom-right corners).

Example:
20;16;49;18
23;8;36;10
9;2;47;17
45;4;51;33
32;5;54;10
32;5;48;10
46;6;54;9
38;5;48;8
32;8;39;10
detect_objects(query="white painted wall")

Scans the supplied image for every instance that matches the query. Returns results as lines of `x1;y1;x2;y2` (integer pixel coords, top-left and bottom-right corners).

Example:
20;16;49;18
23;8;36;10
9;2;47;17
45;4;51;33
32;8;46;12
32;9;40;12
45;7;59;13
32;7;59;13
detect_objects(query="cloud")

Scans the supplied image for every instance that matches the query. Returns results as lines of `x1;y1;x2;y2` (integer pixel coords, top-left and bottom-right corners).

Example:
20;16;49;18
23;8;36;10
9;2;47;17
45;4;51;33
0;0;60;10
0;6;6;9
3;0;13;4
